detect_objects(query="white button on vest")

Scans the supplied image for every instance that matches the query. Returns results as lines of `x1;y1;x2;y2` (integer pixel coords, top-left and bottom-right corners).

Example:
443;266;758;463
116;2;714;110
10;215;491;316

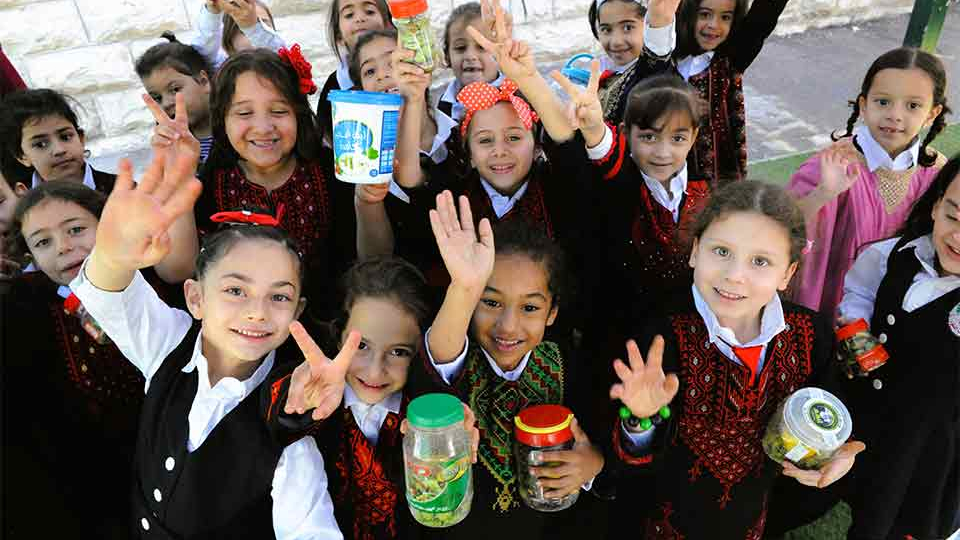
878;333;887;344
141;517;150;531
165;457;175;471
873;379;883;390
153;489;162;502
886;314;896;325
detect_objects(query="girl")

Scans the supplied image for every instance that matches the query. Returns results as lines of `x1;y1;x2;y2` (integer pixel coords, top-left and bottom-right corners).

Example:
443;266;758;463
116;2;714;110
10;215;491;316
834;155;960;540
2;180;189;537
193;48;357;320
191;0;285;71
417;191;608;539
436;2;502;124
674;0;788;185
788;47;950;320
69;132;353;538
136;33;215;162
609;180;864;539
0;89;115;194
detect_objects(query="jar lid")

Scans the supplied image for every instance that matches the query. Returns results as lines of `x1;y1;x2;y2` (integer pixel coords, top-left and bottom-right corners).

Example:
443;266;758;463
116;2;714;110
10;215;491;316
857;346;889;370
407;393;464;429
63;292;81;314
388;0;429;19
327;89;403;107
782;387;852;454
835;318;869;340
514;404;574;447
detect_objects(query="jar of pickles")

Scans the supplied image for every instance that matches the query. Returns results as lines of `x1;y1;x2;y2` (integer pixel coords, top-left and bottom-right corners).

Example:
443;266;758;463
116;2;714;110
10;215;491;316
762;387;852;470
403;393;473;527
388;0;438;72
64;292;110;344
514;404;579;512
836;318;889;378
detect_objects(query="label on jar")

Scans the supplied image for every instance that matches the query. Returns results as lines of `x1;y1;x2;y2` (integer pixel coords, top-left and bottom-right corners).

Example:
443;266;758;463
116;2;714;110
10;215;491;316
406;455;470;514
802;396;843;447
784;440;817;463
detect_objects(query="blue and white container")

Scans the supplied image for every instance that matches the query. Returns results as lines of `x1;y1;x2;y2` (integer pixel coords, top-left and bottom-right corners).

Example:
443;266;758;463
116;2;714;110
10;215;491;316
328;90;403;183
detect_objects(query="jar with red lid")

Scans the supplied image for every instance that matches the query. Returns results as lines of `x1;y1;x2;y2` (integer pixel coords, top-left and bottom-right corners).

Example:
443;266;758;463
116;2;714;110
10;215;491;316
836;318;889;378
63;292;110;345
514;404;579;512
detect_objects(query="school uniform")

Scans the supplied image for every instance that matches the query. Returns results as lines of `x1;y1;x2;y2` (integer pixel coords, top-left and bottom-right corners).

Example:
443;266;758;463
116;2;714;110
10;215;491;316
70;263;343;539
318;61;354;144
674;0;790;186
30;162;116;194
835;235;960;540
598;18;676;124
612;286;833;539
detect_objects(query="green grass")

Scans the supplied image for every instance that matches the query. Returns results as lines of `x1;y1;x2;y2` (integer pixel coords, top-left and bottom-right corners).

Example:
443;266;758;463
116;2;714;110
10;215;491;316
776;502;851;540
749;123;960;186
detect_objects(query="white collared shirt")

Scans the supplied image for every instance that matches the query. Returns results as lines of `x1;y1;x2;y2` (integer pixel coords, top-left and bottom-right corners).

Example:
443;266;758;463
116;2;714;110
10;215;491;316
425;328;532;384
839;235;960;322
343;385;402;446
32;162;96;190
853;124;920;173
190;4;287;70
692;284;787;370
479;178;530;219
677;51;715;81
336;52;353;91
70;257;343;540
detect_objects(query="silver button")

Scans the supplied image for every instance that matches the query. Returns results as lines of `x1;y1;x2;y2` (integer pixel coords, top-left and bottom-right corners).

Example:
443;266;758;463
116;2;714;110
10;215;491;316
165;457;175;471
153;488;162;502
141;517;150;531
873;379;883;390
886;314;896;325
878;333;887;344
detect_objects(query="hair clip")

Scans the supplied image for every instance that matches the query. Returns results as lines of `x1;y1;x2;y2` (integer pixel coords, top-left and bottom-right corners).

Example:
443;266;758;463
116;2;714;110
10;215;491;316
802;239;814;256
278;44;318;96
210;204;285;227
457;79;539;138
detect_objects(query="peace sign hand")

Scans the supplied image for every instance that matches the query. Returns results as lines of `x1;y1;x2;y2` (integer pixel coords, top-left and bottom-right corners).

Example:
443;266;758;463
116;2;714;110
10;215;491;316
551;59;605;142
143;92;201;174
285;322;363;421
609;337;680;419
468;0;536;81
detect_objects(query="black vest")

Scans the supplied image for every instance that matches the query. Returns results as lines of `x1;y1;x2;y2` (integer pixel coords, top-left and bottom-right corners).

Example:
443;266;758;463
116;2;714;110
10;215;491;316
845;236;960;540
132;323;284;539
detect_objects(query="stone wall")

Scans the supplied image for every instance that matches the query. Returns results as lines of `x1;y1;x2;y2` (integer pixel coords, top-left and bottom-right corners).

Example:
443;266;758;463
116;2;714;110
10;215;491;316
0;0;915;166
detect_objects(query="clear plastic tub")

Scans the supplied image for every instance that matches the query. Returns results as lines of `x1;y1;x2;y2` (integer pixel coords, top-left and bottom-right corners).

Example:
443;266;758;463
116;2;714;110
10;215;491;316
762;387;852;470
327;90;402;183
388;0;437;72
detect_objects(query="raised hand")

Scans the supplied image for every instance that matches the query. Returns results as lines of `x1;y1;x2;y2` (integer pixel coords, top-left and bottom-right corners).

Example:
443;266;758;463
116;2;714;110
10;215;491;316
392;47;431;101
647;0;683;28
204;0;222;15
816;147;860;200
782;440;866;488
479;0;513;42
222;0;258;28
532;418;604;498
551;59;604;143
143;92;200;173
429;191;495;294
468;1;536;81
609;337;680;419
284;322;363;421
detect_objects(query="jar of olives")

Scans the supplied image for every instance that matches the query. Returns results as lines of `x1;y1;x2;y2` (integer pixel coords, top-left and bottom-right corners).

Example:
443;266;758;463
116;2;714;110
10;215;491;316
388;0;438;72
514;404;579;512
762;388;852;470
836;318;889;378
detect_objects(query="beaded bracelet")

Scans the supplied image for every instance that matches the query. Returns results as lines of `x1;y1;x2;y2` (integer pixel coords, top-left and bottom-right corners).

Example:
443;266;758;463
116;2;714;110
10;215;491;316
619;405;671;432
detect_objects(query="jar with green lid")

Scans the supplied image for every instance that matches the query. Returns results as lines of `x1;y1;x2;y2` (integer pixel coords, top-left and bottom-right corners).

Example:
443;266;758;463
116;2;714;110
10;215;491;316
762;387;852;470
403;393;473;527
388;0;438;72
514;404;579;512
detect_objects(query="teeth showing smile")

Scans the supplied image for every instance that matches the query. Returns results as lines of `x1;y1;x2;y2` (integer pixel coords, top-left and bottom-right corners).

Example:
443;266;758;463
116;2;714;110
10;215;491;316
715;287;746;301
490;164;514;173
358;378;389;390
233;329;270;338
250;139;278;148
494;337;521;351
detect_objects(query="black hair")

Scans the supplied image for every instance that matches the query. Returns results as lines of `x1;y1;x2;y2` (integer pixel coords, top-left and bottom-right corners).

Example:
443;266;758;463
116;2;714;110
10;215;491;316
202;49;323;175
348;28;399;85
622;73;704;130
492;220;570;310
222;1;277;56
339;256;432;333
443;2;483;64
588;0;647;40
135;32;213;82
834;47;951;168
676;0;748;58
900;153;960;241
692;180;807;263
0;89;85;182
12;180;105;254
326;0;394;60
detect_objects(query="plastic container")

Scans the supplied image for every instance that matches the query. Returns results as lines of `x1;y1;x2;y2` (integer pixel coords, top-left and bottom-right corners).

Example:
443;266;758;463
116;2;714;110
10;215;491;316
514;404;579;512
388;0;437;72
403;393;473;527
63;292;110;345
327;90;403;184
836;319;889;378
762;387;852;470
548;53;594;105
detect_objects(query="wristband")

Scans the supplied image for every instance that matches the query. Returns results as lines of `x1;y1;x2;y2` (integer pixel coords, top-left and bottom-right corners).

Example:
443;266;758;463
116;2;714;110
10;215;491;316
619;404;671;432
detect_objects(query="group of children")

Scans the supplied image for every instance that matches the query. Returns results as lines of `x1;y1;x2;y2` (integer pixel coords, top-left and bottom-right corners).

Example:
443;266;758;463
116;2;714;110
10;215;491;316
0;0;957;539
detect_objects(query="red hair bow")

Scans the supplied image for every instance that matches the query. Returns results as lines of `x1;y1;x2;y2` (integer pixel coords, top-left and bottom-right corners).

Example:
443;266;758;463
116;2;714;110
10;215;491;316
210;205;285;227
457;79;539;138
278;45;317;95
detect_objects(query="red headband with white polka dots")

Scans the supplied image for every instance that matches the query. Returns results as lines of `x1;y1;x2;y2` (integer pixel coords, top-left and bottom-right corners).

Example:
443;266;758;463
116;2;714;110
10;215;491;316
457;79;539;138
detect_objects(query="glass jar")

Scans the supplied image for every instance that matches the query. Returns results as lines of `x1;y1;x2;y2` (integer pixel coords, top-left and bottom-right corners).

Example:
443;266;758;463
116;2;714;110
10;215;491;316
514;404;579;512
762;387;852;470
388;0;437;72
836;318;889;378
403;393;473;527
63;292;110;345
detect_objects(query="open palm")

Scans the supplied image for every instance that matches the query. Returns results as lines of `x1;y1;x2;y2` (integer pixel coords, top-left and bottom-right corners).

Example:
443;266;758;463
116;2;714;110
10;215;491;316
609;336;680;419
469;0;536;80
429;191;495;293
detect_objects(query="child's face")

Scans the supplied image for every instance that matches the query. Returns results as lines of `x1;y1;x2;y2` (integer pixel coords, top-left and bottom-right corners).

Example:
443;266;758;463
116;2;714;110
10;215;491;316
339;0;387;52
627;111;697;182
143;67;212;134
0;177;19;235
185;239;305;371
930;174;960;276
471;253;558;372
358;36;399;94
17;115;86;183
343;296;419;405
20;198;98;286
467;102;536;196
225;72;298;172
447;16;499;86
858;67;942;159
597;1;645;68
694;0;736;51
690;211;797;331
229;5;276;54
